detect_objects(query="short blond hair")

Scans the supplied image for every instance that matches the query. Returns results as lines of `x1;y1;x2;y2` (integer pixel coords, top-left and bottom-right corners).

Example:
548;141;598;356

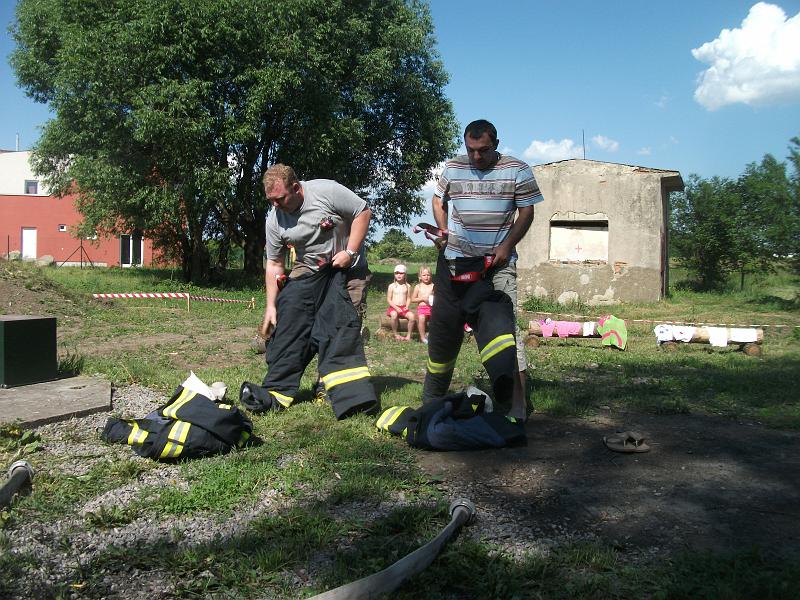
263;164;299;193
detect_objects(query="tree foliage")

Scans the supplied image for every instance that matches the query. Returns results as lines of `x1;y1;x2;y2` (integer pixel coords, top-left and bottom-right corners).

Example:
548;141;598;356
369;228;438;262
11;0;458;280
670;136;800;290
370;228;415;259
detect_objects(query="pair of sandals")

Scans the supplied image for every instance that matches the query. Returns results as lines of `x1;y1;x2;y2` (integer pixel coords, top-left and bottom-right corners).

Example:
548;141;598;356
603;430;650;453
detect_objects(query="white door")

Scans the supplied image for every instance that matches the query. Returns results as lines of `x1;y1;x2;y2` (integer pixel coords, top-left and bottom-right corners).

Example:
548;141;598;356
21;228;37;259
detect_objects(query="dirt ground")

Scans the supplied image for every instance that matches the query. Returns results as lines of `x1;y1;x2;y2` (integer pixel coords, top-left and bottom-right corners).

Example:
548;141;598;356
0;266;257;370
4;266;800;560
416;412;800;557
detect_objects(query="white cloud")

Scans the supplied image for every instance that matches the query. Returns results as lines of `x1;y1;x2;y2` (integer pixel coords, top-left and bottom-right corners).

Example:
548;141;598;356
692;2;800;110
591;135;619;152
500;146;515;155
655;95;670;109
637;147;652;156
523;138;583;162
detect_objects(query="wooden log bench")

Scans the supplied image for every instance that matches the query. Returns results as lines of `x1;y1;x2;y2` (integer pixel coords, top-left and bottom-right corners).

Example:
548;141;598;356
657;327;764;356
525;320;600;348
377;315;420;340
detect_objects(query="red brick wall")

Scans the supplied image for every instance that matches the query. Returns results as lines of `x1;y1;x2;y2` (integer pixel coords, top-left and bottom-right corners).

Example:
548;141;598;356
0;192;154;266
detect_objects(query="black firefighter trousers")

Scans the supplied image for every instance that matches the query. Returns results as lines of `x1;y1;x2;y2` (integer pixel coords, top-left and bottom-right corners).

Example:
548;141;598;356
422;253;517;405
261;267;378;419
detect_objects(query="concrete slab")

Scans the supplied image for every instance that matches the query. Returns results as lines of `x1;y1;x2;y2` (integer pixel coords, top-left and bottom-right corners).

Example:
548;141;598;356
0;377;111;428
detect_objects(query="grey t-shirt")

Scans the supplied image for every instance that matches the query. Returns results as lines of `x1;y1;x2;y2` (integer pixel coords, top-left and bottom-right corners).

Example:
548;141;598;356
265;179;367;272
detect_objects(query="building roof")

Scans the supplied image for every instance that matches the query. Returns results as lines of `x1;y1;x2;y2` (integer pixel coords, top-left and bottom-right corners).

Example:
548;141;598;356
534;158;684;191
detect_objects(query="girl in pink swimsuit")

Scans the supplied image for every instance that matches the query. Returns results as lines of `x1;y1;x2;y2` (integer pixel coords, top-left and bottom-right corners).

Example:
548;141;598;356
411;266;434;343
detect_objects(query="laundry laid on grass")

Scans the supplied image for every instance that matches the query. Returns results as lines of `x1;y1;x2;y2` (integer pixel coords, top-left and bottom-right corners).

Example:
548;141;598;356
597;315;628;350
101;372;253;461
653;324;759;348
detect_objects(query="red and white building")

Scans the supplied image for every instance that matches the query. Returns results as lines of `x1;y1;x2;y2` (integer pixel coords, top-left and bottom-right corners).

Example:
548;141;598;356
0;150;154;266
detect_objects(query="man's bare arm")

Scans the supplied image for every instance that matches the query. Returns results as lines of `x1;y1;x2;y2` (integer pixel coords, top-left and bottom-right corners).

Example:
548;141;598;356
494;205;534;266
331;208;372;268
260;258;285;338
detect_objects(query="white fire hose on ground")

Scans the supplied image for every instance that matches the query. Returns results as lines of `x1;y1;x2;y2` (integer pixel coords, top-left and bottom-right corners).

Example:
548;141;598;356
0;460;34;510
308;498;476;600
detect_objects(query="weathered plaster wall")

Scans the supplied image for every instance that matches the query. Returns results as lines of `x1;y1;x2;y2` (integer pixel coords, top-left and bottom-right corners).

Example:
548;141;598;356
517;160;680;305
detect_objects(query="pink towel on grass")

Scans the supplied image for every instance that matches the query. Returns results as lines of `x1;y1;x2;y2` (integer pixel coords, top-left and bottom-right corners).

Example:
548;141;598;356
539;319;556;337
555;321;582;338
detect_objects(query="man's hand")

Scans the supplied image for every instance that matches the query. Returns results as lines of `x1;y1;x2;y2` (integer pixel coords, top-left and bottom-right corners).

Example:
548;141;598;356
492;241;513;268
331;250;353;269
259;306;277;339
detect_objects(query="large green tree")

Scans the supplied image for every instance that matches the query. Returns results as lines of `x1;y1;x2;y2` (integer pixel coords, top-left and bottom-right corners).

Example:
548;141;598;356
670;136;800;290
11;0;458;280
671;175;742;290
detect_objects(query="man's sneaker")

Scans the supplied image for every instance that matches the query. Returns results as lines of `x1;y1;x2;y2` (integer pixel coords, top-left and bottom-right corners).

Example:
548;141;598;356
239;382;286;413
314;382;328;404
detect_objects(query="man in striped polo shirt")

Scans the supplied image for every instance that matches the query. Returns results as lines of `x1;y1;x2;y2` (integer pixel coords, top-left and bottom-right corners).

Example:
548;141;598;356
423;119;543;421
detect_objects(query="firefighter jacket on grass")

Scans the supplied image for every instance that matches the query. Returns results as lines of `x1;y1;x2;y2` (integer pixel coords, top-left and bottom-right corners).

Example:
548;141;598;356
102;385;253;461
423;253;517;405
376;389;526;451
240;267;378;420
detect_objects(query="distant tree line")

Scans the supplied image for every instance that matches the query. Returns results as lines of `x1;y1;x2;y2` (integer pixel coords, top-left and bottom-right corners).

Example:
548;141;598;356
670;135;800;290
11;0;458;281
368;228;438;263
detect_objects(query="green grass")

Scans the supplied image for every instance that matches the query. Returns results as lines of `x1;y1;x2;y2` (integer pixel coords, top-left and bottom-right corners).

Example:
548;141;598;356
1;261;799;598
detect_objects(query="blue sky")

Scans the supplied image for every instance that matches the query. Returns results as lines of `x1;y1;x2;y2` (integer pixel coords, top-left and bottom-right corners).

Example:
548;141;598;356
3;1;800;241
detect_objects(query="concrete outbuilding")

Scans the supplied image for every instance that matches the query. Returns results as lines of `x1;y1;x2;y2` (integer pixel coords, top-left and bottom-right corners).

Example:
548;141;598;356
517;159;684;305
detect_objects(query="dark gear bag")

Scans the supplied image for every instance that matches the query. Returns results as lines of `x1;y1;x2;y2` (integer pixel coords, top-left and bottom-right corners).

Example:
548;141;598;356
376;390;526;451
102;385;253;461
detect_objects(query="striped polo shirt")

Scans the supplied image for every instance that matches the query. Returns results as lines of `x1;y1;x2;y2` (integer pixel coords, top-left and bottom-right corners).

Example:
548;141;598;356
435;154;543;258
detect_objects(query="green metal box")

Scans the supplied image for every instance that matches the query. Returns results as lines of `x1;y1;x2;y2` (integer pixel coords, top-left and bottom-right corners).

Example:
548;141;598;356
0;315;58;387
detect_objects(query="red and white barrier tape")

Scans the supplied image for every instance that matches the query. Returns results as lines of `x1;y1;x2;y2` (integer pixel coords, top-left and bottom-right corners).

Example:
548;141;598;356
184;294;253;305
93;292;186;300
92;292;255;308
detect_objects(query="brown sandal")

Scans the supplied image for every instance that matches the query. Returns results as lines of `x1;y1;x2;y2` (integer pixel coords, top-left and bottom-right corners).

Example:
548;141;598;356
603;430;650;453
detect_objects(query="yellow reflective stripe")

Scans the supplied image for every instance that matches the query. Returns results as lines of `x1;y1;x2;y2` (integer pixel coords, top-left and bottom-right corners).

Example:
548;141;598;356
376;406;408;430
168;421;191;444
480;334;515;363
159;441;182;459
163;388;197;419
322;366;370;390
127;421;148;446
218;403;232;410
237;430;251;447
427;357;456;374
269;390;294;407
376;406;401;429
158;421;190;459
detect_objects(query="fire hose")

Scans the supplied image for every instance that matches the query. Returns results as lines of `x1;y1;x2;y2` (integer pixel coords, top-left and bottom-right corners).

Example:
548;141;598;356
308;498;476;600
0;460;35;510
412;222;448;248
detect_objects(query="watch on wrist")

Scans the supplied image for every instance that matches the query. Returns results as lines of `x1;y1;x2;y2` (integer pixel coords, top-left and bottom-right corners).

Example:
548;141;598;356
345;249;357;259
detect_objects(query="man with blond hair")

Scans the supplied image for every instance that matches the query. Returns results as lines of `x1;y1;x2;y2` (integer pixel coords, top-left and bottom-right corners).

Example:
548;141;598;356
239;164;378;419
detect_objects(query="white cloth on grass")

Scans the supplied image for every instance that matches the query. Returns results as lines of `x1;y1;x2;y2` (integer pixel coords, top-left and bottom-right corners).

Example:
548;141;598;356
673;326;696;343
729;328;758;343
654;324;674;343
706;327;728;347
583;321;596;336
